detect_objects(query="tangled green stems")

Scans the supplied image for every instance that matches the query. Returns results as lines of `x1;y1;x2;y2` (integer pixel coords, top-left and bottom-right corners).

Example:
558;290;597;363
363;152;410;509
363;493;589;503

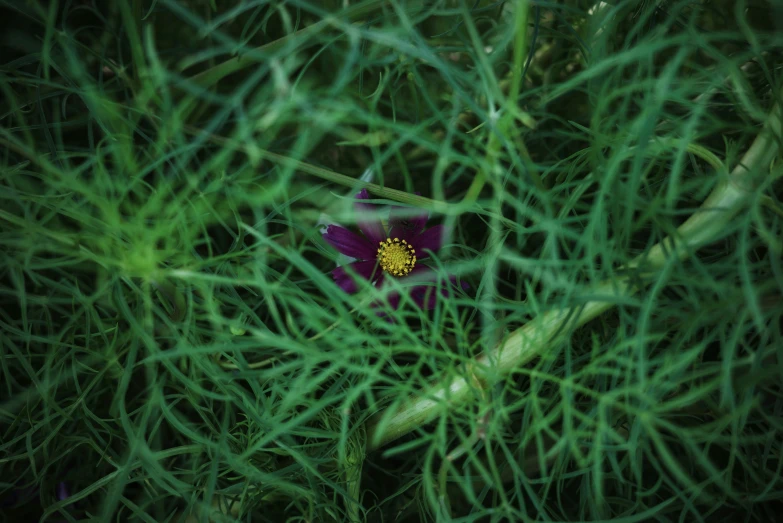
1;1;781;521
366;90;783;450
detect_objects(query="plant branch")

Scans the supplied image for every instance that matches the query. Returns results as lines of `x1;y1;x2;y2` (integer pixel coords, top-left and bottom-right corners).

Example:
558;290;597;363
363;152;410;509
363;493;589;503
365;88;782;450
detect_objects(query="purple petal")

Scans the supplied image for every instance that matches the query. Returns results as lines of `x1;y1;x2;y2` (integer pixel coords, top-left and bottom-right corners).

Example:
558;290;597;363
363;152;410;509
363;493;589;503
332;260;378;293
411;287;436;310
323;225;376;259
376;292;401;311
374;271;385;289
388;292;401;310
405;265;437;282
407;269;465;311
410;225;446;259
371;291;401;321
388;193;428;241
410;282;447;310
56;482;69;501
406;267;438;310
354;189;387;246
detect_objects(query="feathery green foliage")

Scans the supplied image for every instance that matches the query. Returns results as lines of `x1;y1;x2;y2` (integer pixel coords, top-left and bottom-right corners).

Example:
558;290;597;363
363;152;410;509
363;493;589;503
1;0;782;521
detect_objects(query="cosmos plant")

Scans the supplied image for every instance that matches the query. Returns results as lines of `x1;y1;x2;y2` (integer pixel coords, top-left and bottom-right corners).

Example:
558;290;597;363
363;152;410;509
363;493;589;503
323;189;465;311
1;1;782;522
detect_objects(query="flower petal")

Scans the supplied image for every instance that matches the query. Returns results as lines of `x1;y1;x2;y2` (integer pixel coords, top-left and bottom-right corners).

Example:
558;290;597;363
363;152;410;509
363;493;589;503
332;260;378;293
388;193;428;241
410;287;436;310
405;266;437;310
410;224;446;259
323;224;376;259
371;291;401;321
407;269;465;310
405;265;437;283
354;189;387;246
378;291;401;311
56;482;69;501
388;292;401;310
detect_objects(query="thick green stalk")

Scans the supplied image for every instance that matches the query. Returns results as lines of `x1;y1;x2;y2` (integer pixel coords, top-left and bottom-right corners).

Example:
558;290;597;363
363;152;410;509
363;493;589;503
366;92;782;450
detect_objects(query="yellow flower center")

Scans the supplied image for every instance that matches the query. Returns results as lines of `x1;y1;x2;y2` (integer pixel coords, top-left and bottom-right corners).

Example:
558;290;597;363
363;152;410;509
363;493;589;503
377;237;416;277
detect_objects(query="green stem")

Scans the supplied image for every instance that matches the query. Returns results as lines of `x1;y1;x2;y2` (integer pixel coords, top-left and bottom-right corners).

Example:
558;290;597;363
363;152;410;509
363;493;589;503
179;124;454;215
185;0;383;90
461;0;530;206
366;91;782;450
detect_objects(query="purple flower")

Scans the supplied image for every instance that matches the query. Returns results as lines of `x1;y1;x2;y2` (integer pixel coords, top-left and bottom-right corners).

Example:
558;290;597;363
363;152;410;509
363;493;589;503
323;189;465;311
56;482;69;501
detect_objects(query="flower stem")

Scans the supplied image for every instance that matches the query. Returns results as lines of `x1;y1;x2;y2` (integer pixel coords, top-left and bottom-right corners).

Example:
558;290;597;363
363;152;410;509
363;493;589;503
366;89;782;450
461;0;531;207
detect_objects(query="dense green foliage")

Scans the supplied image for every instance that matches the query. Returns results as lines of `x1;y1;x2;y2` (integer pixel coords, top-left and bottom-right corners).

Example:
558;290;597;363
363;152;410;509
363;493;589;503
1;0;782;521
